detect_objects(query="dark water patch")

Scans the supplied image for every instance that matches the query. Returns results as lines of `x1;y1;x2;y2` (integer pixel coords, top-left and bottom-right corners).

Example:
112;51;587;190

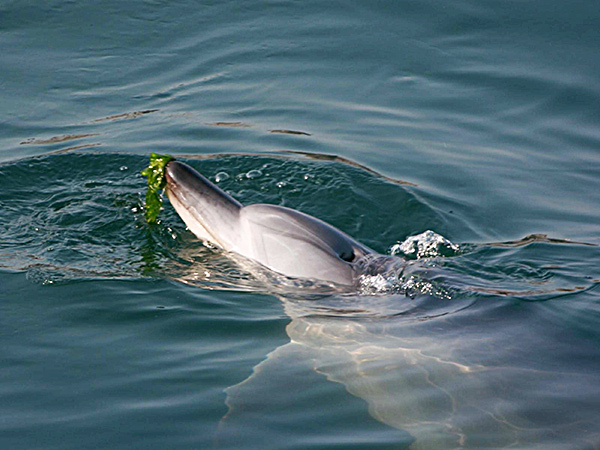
488;233;598;248
0;152;439;288
47;142;103;155
279;150;417;186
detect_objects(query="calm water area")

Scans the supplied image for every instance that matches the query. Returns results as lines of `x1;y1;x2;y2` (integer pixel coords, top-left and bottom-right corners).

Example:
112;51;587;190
1;1;600;449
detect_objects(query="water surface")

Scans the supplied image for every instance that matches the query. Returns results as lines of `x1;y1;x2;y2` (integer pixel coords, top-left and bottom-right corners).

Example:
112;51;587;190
1;1;599;449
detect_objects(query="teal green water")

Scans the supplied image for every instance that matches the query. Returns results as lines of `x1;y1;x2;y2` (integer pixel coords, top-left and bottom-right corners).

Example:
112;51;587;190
1;1;600;449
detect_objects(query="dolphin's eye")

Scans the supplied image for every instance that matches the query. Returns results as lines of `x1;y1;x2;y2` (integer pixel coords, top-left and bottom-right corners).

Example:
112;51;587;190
339;250;355;262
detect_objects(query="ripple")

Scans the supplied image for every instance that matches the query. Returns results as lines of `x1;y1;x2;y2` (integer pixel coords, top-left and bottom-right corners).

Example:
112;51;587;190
20;133;99;145
269;129;311;136
2;151;597;317
0;152;431;294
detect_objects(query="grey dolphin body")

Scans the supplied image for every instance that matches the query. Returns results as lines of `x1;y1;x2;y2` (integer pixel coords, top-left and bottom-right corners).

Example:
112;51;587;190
165;160;373;286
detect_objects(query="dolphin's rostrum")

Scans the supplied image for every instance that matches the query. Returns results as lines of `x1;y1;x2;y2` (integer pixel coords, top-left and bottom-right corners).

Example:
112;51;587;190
165;160;373;286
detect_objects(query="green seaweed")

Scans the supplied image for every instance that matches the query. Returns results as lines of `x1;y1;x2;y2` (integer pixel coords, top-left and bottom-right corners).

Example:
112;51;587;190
141;153;175;223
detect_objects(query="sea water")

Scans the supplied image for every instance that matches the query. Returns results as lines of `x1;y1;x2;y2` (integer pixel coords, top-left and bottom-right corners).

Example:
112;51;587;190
1;1;599;449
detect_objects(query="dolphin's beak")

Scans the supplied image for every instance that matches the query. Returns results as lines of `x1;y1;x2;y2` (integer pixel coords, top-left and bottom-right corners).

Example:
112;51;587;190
164;160;187;197
164;160;177;197
165;160;242;207
163;160;244;251
164;160;202;206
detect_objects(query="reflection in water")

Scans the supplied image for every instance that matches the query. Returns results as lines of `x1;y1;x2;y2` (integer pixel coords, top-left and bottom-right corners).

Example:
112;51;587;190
487;233;598;248
222;303;599;449
210;294;600;448
216;302;600;448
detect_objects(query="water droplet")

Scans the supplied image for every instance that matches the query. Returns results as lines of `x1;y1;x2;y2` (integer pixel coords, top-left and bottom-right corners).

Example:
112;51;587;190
215;172;230;183
276;181;287;188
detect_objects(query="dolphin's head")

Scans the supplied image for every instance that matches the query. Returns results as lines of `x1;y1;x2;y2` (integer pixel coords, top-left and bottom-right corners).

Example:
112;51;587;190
165;160;375;288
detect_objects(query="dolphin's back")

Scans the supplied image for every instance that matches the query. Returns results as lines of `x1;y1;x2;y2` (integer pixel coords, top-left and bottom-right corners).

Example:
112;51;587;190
240;204;371;285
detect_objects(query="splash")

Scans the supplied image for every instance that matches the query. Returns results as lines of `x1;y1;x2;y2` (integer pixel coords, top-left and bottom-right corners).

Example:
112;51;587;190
353;231;460;298
355;253;454;299
391;230;460;259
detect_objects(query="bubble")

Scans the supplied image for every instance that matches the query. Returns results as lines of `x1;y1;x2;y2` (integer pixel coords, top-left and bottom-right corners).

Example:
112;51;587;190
215;172;230;183
246;169;263;179
120;166;128;171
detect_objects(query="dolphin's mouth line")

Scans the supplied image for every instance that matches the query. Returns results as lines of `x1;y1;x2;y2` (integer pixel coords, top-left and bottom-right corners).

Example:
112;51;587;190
165;181;226;250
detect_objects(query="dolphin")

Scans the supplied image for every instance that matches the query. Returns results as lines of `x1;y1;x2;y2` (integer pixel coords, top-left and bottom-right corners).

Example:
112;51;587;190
164;160;600;449
165;160;374;286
